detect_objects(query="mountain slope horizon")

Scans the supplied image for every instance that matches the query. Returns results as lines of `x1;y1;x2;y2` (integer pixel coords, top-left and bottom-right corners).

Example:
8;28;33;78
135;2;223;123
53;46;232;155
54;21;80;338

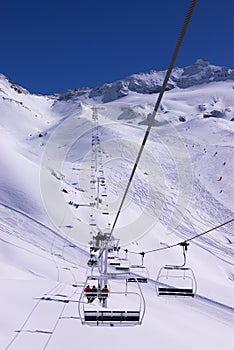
1;59;234;99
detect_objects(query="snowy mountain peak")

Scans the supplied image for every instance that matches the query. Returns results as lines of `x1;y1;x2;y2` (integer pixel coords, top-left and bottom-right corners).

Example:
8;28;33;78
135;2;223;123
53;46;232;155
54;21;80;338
1;60;233;105
56;60;234;103
0;72;29;96
178;59;234;88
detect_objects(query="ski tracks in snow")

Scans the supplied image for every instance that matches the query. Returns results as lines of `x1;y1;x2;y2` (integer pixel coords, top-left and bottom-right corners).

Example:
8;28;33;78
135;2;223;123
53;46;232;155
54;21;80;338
4;282;83;350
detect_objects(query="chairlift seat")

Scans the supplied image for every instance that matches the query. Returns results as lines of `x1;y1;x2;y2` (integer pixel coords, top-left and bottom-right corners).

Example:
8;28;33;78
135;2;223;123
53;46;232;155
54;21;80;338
129;265;149;283
158;287;194;296
84;310;140;323
164;265;191;271
109;262;121;266
115;266;130;271
128;277;148;283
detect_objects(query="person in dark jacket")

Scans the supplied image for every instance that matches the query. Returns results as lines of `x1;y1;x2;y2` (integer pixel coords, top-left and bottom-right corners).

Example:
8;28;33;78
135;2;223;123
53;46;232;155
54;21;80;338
84;285;92;303
99;285;109;303
90;285;98;303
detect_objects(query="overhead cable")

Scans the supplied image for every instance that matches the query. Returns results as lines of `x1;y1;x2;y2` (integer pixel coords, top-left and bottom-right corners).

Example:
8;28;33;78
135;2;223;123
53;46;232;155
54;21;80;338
124;218;234;256
110;0;197;237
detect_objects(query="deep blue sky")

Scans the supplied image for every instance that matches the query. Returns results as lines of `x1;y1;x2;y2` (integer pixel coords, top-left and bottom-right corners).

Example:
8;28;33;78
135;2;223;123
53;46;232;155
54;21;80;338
1;0;233;94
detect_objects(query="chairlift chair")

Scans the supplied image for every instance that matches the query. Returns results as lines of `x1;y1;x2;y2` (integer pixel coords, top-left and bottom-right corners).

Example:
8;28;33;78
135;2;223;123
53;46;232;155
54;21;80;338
109;261;121;266
108;255;124;267
107;251;117;260
89;215;97;227
78;275;146;327
128;252;148;283
156;266;197;296
101;187;107;197
129;265;149;283
87;255;99;268
87;261;99;278
115;259;130;271
108;251;121;262
155;242;197;297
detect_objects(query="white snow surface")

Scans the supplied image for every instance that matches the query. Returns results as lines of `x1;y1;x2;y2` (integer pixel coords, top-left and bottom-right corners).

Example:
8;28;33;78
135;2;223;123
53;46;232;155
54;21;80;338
0;61;234;350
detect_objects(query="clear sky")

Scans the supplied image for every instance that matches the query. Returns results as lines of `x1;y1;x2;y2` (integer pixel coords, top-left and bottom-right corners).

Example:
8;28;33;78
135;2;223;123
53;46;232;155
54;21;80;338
1;0;233;95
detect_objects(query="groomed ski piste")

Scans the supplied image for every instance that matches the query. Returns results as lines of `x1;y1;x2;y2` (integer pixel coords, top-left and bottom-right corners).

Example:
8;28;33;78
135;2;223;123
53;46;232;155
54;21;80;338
0;60;234;349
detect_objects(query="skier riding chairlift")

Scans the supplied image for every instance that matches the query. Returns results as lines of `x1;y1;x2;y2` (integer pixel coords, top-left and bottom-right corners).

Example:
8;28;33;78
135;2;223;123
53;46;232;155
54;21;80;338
98;285;109;303
84;285;92;303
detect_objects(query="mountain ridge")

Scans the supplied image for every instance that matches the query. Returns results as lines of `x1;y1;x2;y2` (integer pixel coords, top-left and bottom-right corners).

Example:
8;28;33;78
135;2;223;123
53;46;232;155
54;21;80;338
57;59;234;103
1;59;234;104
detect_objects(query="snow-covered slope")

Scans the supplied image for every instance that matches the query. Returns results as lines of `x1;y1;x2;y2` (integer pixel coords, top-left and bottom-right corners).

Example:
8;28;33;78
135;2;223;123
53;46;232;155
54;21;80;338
0;61;233;349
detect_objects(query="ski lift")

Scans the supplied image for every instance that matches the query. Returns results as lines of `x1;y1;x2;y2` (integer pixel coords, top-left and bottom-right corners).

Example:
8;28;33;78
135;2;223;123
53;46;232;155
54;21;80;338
106;237;120;254
108;251;118;260
109;258;121;266
108;254;125;267
115;258;130;271
78;274;146;327
126;252;148;283
155;242;197;297
87;254;98;268
102;204;109;215
101;187;107;197
89;215;96;227
129;265;149;283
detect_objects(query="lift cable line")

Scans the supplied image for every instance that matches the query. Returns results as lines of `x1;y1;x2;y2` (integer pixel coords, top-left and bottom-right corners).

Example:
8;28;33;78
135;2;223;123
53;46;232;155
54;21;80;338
110;0;197;238
122;218;234;256
80;0;200;325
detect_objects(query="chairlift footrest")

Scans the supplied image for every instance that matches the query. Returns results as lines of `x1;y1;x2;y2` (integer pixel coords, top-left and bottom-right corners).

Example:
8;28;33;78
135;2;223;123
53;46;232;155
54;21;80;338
158;287;194;296
128;278;148;283
84;310;140;323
